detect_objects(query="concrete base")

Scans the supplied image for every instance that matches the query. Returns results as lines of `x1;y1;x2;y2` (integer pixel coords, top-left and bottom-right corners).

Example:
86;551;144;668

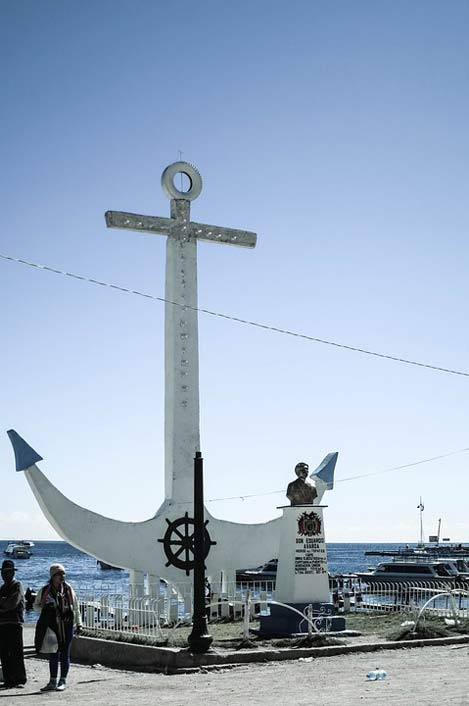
257;602;346;636
70;633;469;674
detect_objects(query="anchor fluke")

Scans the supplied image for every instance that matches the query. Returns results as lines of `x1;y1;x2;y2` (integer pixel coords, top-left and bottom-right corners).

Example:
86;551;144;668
7;430;43;472
312;451;338;489
310;451;339;503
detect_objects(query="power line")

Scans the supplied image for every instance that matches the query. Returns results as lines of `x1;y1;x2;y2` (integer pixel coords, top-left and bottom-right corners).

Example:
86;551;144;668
1;251;469;378
2;253;467;508
202;445;469;504
336;446;469;483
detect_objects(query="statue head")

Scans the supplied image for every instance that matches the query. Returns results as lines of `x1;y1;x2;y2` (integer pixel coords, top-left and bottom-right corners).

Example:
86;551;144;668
294;462;309;481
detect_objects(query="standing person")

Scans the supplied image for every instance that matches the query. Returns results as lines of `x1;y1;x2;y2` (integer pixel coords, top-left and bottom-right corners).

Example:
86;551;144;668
34;563;82;692
0;559;27;689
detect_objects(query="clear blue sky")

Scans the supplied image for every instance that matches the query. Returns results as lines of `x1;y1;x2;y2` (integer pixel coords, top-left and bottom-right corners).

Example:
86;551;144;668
1;0;469;543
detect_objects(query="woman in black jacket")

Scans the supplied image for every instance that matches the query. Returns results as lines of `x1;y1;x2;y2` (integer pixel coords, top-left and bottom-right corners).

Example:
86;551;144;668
0;559;26;690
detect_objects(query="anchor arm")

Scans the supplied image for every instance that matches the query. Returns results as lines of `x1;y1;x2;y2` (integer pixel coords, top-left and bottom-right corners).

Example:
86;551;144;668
105;211;174;236
189;221;257;248
6;432;283;576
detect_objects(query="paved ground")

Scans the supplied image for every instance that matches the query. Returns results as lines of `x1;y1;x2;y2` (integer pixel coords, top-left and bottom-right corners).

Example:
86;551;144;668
1;644;468;705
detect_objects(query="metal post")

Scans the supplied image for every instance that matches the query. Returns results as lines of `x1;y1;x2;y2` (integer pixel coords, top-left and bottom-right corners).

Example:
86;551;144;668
449;591;459;624
307;604;313;637
187;451;213;653
243;591;251;641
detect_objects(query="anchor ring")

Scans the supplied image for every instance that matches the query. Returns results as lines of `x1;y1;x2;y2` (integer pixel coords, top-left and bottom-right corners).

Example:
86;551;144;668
161;161;202;201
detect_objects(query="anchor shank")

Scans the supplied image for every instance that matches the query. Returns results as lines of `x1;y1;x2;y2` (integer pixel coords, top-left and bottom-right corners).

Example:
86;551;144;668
165;199;200;503
104;164;257;508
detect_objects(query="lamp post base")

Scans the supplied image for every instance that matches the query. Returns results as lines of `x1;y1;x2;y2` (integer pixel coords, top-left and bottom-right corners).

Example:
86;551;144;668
187;617;213;654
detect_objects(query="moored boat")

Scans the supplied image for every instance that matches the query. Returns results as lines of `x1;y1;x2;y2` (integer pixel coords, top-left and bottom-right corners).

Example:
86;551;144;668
3;542;34;559
365;544;469;560
236;558;278;584
3;543;32;559
357;559;468;585
366;510;469;562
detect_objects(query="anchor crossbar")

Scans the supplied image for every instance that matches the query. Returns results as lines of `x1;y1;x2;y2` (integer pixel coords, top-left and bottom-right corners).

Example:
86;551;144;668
105;210;256;248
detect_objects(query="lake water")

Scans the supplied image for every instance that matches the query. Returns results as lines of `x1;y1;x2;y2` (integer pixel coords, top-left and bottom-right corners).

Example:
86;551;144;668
2;539;407;623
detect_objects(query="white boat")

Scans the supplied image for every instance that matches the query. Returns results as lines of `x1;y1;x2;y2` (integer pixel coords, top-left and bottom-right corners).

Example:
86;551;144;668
357;560;466;585
3;542;33;559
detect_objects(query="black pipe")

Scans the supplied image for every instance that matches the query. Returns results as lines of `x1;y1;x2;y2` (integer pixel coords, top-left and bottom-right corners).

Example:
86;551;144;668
187;451;213;653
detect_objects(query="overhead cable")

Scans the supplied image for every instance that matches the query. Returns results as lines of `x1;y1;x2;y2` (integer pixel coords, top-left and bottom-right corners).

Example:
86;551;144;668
1;252;468;378
178;446;469;506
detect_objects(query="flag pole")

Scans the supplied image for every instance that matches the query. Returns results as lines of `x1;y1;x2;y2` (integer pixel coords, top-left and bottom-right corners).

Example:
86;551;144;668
418;497;424;546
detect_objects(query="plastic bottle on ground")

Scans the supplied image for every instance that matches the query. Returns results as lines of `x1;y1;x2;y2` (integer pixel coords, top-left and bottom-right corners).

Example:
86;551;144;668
366;667;387;681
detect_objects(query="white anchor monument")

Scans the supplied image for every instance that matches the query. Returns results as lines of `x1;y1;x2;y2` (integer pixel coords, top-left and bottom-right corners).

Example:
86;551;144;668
8;161;337;594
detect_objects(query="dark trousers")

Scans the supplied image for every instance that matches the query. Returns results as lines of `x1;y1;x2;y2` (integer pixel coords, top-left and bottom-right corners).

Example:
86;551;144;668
49;624;73;681
0;623;27;686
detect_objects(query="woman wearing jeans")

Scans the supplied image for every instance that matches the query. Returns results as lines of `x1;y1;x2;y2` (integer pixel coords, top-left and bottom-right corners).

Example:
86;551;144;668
34;564;82;692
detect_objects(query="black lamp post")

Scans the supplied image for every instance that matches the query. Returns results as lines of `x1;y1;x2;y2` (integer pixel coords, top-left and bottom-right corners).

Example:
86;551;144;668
187;451;213;653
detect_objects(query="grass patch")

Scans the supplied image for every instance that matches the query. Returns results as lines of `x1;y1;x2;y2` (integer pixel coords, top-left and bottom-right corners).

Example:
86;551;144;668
80;620;345;650
332;612;469;642
80;628;169;647
448;620;469;634
386;618;451;641
80;620;260;648
386;616;469;641
81;614;469;648
345;612;406;636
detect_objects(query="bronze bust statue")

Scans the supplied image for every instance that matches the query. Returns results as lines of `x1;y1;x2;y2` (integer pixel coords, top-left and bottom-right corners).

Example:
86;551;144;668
286;462;318;506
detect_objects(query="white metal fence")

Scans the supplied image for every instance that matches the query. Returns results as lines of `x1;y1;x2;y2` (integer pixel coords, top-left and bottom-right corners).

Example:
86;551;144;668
78;595;165;639
76;579;469;640
335;581;469;619
76;581;274;638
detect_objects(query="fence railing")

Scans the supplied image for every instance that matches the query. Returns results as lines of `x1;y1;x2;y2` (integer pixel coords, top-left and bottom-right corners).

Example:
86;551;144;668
78;595;165;639
77;583;273;637
336;581;469;619
76;579;469;640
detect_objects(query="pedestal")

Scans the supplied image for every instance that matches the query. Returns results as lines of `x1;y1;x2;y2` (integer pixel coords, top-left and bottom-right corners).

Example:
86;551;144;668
276;505;329;604
258;505;345;636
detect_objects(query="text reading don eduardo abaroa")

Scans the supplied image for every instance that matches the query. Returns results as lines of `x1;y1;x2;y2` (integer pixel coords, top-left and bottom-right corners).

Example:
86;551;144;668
294;510;327;576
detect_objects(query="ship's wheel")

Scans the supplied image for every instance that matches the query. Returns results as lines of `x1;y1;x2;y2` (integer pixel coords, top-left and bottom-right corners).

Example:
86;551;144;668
158;512;216;576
